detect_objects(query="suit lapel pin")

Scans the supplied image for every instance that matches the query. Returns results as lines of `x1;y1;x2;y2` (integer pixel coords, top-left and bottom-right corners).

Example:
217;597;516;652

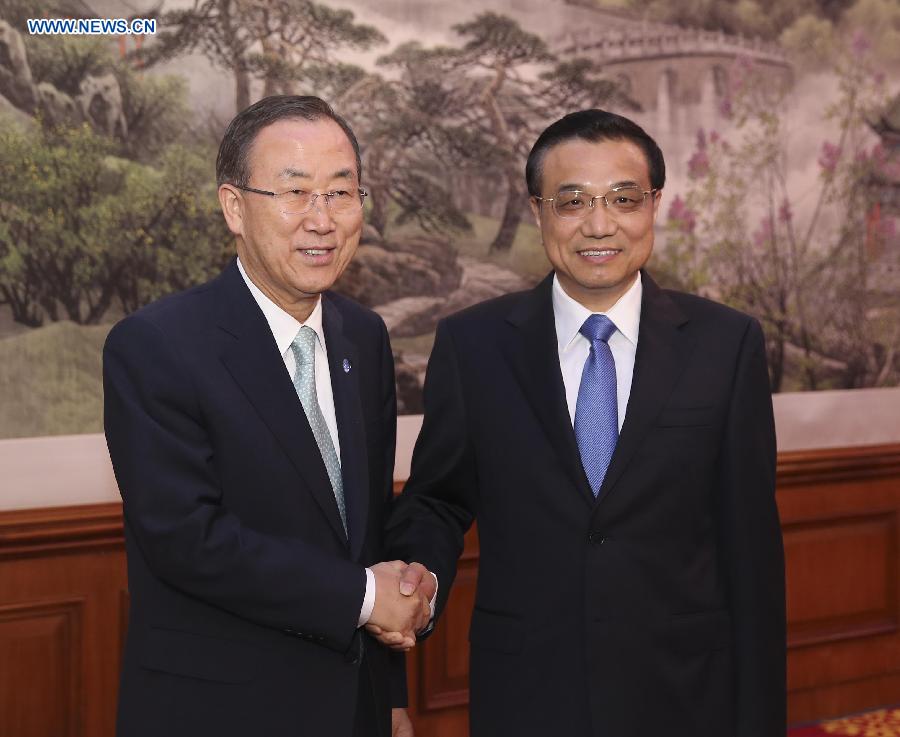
343;358;351;373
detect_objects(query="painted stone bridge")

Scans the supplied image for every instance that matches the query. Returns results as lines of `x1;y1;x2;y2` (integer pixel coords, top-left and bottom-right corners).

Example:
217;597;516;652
550;6;793;121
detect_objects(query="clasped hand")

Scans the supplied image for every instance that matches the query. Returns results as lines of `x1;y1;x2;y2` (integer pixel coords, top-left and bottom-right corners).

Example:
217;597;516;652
366;561;435;651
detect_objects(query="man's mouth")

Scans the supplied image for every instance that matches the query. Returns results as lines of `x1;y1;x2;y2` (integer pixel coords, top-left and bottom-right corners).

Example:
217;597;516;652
577;247;621;258
297;244;336;257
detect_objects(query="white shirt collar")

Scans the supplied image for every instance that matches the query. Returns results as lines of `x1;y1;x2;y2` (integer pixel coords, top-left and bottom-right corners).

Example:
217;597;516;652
552;271;643;352
236;257;325;354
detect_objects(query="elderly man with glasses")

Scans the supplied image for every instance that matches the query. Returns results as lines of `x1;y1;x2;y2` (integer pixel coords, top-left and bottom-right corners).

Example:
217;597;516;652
383;109;786;737
104;95;435;737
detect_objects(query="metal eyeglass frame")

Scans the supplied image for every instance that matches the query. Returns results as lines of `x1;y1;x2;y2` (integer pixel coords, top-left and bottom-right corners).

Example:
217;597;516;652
234;184;368;214
534;186;659;218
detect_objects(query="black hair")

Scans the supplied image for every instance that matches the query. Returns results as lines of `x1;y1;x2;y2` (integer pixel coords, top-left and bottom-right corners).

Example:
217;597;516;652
216;95;361;187
525;109;665;196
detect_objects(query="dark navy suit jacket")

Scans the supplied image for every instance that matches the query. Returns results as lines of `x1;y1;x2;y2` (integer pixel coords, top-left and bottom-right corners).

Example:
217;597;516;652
104;259;401;737
388;271;786;737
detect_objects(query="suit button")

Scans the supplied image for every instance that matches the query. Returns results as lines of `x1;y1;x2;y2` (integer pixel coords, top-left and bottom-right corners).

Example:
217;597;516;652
587;532;605;545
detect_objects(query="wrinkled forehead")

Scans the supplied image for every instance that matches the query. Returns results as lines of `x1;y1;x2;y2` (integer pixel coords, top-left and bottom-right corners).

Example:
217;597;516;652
541;137;651;194
248;118;358;182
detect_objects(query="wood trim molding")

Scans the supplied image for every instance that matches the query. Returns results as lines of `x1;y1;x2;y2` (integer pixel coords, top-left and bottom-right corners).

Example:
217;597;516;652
0;444;896;558
0;503;124;560
777;444;900;486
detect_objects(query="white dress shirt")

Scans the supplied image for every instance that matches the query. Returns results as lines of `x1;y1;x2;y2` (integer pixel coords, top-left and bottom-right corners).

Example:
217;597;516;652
236;259;376;626
552;272;643;431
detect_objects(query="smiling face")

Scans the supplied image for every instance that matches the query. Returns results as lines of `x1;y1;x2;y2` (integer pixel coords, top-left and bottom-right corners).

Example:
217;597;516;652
218;117;363;322
530;137;661;312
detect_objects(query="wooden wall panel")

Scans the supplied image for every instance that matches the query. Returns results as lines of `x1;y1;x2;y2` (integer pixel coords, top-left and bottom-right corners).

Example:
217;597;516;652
778;445;900;723
0;504;127;737
0;599;82;737
783;513;897;646
1;445;898;737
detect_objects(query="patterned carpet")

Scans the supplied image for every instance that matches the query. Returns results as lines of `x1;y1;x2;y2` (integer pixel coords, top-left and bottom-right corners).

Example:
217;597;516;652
788;707;900;736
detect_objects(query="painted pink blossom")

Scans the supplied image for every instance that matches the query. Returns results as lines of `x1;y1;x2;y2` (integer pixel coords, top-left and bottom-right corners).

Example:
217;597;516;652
719;97;733;119
778;199;792;224
688;149;710;179
668;195;697;234
818;141;841;175
709;130;720;145
868;143;900;180
752;216;774;248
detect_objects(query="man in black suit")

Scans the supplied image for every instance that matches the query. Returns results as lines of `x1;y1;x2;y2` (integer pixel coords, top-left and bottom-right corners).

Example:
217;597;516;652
384;109;786;736
103;96;432;737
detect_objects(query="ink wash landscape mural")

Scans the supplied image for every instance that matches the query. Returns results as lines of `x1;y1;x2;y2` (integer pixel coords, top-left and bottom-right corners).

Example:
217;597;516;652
0;0;897;438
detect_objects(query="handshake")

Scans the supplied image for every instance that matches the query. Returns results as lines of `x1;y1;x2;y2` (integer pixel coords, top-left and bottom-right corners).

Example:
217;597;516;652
366;561;436;651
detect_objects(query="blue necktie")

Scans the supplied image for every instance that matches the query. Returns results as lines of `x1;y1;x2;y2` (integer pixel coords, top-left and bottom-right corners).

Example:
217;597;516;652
290;326;347;534
574;315;619;497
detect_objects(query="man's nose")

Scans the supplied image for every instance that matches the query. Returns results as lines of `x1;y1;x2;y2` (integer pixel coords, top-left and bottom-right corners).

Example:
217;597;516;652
580;199;618;238
301;194;336;233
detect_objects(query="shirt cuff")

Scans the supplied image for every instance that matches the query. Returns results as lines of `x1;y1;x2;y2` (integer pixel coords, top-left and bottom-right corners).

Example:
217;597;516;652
419;571;439;635
358;567;376;627
428;572;438;619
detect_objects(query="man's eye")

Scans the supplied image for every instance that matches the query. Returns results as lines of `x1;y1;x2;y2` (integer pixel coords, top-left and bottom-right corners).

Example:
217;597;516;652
328;190;352;199
289;189;307;196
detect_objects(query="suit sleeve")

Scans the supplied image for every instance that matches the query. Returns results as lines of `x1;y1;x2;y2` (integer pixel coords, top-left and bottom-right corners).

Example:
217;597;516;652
386;319;478;622
103;314;366;652
717;318;786;737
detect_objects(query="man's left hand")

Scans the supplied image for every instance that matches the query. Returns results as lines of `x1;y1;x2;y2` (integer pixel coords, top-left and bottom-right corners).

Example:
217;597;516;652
397;562;437;601
392;707;414;737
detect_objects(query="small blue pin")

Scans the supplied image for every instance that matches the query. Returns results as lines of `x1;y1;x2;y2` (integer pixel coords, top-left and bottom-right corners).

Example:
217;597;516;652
342;358;351;373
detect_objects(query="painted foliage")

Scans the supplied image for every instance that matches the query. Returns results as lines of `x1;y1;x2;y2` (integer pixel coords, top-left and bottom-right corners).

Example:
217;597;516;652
0;0;897;438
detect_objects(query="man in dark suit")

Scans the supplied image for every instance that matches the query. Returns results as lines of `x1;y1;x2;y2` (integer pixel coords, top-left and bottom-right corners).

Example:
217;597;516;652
103;96;431;737
384;110;786;736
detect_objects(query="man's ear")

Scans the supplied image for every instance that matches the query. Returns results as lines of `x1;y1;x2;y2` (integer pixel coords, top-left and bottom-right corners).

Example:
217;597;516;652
651;189;663;224
528;196;543;230
218;184;244;237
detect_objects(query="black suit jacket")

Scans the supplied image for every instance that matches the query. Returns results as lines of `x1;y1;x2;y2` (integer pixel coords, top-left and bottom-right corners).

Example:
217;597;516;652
387;271;785;737
103;260;401;737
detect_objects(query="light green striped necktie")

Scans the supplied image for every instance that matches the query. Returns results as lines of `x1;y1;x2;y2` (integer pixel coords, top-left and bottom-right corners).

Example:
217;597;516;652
290;326;347;534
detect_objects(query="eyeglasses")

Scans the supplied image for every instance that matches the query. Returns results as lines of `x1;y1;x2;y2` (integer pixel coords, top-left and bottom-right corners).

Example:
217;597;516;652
235;185;368;215
534;185;658;219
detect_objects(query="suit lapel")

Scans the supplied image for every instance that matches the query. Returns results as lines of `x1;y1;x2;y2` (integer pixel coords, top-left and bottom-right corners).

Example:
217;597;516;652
321;294;369;562
594;272;694;505
214;261;349;546
501;274;595;508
